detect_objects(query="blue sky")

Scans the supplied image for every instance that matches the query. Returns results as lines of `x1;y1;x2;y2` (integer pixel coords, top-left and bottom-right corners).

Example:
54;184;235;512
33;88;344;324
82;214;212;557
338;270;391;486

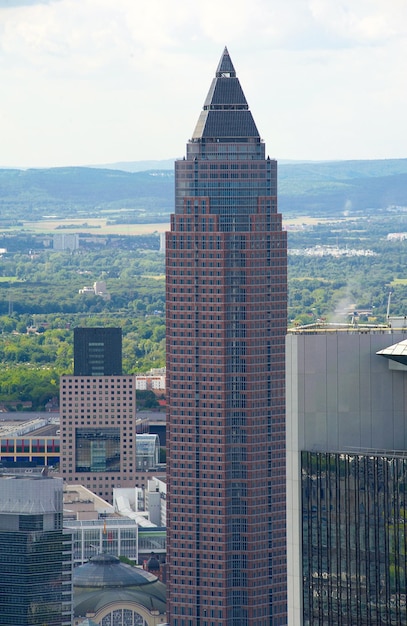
0;0;406;167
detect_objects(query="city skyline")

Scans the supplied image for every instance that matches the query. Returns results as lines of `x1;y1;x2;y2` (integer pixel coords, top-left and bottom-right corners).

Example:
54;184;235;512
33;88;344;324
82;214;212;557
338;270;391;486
1;1;407;168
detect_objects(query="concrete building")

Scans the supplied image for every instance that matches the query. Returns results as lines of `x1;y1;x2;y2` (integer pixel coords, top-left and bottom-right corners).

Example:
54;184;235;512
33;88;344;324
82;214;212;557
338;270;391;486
78;281;111;300
114;476;167;528
0;472;73;625
135;375;166;392
159;232;166;253
53;233;79;251
0;414;60;468
0;413;164;475
144;475;167;528
166;48;287;624
60;328;137;502
64;483;167;567
286;322;407;625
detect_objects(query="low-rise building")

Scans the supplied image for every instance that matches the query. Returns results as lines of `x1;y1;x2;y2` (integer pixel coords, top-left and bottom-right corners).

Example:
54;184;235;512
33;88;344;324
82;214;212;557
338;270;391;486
64;483;166;567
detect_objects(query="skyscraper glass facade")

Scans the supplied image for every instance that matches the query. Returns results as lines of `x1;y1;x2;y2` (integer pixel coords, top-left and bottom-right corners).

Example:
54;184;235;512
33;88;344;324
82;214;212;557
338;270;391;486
75;427;121;472
0;475;72;626
302;450;407;625
74;327;122;376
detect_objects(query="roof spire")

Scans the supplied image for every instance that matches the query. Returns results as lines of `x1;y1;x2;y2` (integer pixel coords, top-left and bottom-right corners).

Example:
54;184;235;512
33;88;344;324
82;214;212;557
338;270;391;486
216;46;236;78
191;48;260;141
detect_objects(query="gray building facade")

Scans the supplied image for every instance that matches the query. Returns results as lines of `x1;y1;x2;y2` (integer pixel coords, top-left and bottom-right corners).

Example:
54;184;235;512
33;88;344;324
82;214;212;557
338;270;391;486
286;325;407;625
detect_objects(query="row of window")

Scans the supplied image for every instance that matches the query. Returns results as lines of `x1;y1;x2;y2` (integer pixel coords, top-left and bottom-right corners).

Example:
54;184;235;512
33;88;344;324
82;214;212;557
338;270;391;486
182;162;266;170
62;390;133;397
1;440;59;452
62;378;133;385
179;173;266;181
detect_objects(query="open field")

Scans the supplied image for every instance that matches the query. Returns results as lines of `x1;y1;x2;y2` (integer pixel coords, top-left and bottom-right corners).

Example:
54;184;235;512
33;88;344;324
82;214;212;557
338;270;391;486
21;218;170;236
284;215;357;227
16;216;347;236
391;278;407;286
0;277;22;283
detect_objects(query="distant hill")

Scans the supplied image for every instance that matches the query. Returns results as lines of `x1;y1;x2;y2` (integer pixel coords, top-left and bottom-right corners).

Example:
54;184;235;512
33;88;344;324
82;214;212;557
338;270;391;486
279;159;407;215
0;158;406;222
0;167;174;221
87;159;177;172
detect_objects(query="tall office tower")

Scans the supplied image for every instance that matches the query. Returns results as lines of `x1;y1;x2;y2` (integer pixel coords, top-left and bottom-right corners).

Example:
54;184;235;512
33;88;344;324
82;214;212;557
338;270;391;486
166;48;287;625
60;327;136;502
0;473;72;626
286;322;407;625
74;327;122;376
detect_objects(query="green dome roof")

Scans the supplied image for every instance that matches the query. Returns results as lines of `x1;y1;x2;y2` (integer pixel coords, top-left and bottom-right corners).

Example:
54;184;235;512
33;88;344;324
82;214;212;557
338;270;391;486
73;553;157;588
73;553;166;619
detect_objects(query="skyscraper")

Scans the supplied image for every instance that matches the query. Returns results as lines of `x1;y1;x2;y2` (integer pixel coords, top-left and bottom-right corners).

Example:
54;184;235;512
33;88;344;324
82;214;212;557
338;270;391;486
0;473;72;626
286;322;407;625
166;48;287;625
60;328;136;502
74;327;122;376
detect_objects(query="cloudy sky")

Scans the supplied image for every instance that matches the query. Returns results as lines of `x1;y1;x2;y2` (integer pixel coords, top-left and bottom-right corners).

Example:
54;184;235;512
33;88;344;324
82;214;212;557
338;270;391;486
0;0;406;168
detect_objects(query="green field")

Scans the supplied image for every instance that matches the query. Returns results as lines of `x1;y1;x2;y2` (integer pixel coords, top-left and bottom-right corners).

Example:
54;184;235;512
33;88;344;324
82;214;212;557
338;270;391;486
19;216;343;236
22;218;170;236
0;277;23;283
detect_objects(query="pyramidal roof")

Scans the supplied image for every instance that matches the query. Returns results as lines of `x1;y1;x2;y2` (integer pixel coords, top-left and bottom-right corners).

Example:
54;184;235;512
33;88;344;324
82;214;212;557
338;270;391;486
192;47;260;140
216;46;237;77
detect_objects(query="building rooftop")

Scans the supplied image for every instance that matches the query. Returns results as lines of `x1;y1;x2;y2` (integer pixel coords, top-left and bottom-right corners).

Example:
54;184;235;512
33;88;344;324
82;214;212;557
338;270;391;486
73;553;166;619
0;472;63;515
64;484;114;517
0;414;59;438
376;338;407;366
191;47;260;141
74;553;157;588
288;321;407;335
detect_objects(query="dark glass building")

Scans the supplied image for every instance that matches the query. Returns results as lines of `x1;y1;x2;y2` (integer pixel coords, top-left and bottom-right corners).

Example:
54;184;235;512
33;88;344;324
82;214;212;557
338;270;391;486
0;474;72;625
302;450;407;625
166;48;287;625
74;327;122;376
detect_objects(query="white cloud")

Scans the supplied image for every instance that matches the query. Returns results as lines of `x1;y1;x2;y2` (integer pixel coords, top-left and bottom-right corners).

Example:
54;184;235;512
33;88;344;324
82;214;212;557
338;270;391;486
0;0;406;166
0;0;58;7
309;0;407;44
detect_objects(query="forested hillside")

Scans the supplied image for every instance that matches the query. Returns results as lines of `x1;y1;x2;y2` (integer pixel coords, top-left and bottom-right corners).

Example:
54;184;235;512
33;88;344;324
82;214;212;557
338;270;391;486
279;159;407;214
1;158;406;221
0;168;173;221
